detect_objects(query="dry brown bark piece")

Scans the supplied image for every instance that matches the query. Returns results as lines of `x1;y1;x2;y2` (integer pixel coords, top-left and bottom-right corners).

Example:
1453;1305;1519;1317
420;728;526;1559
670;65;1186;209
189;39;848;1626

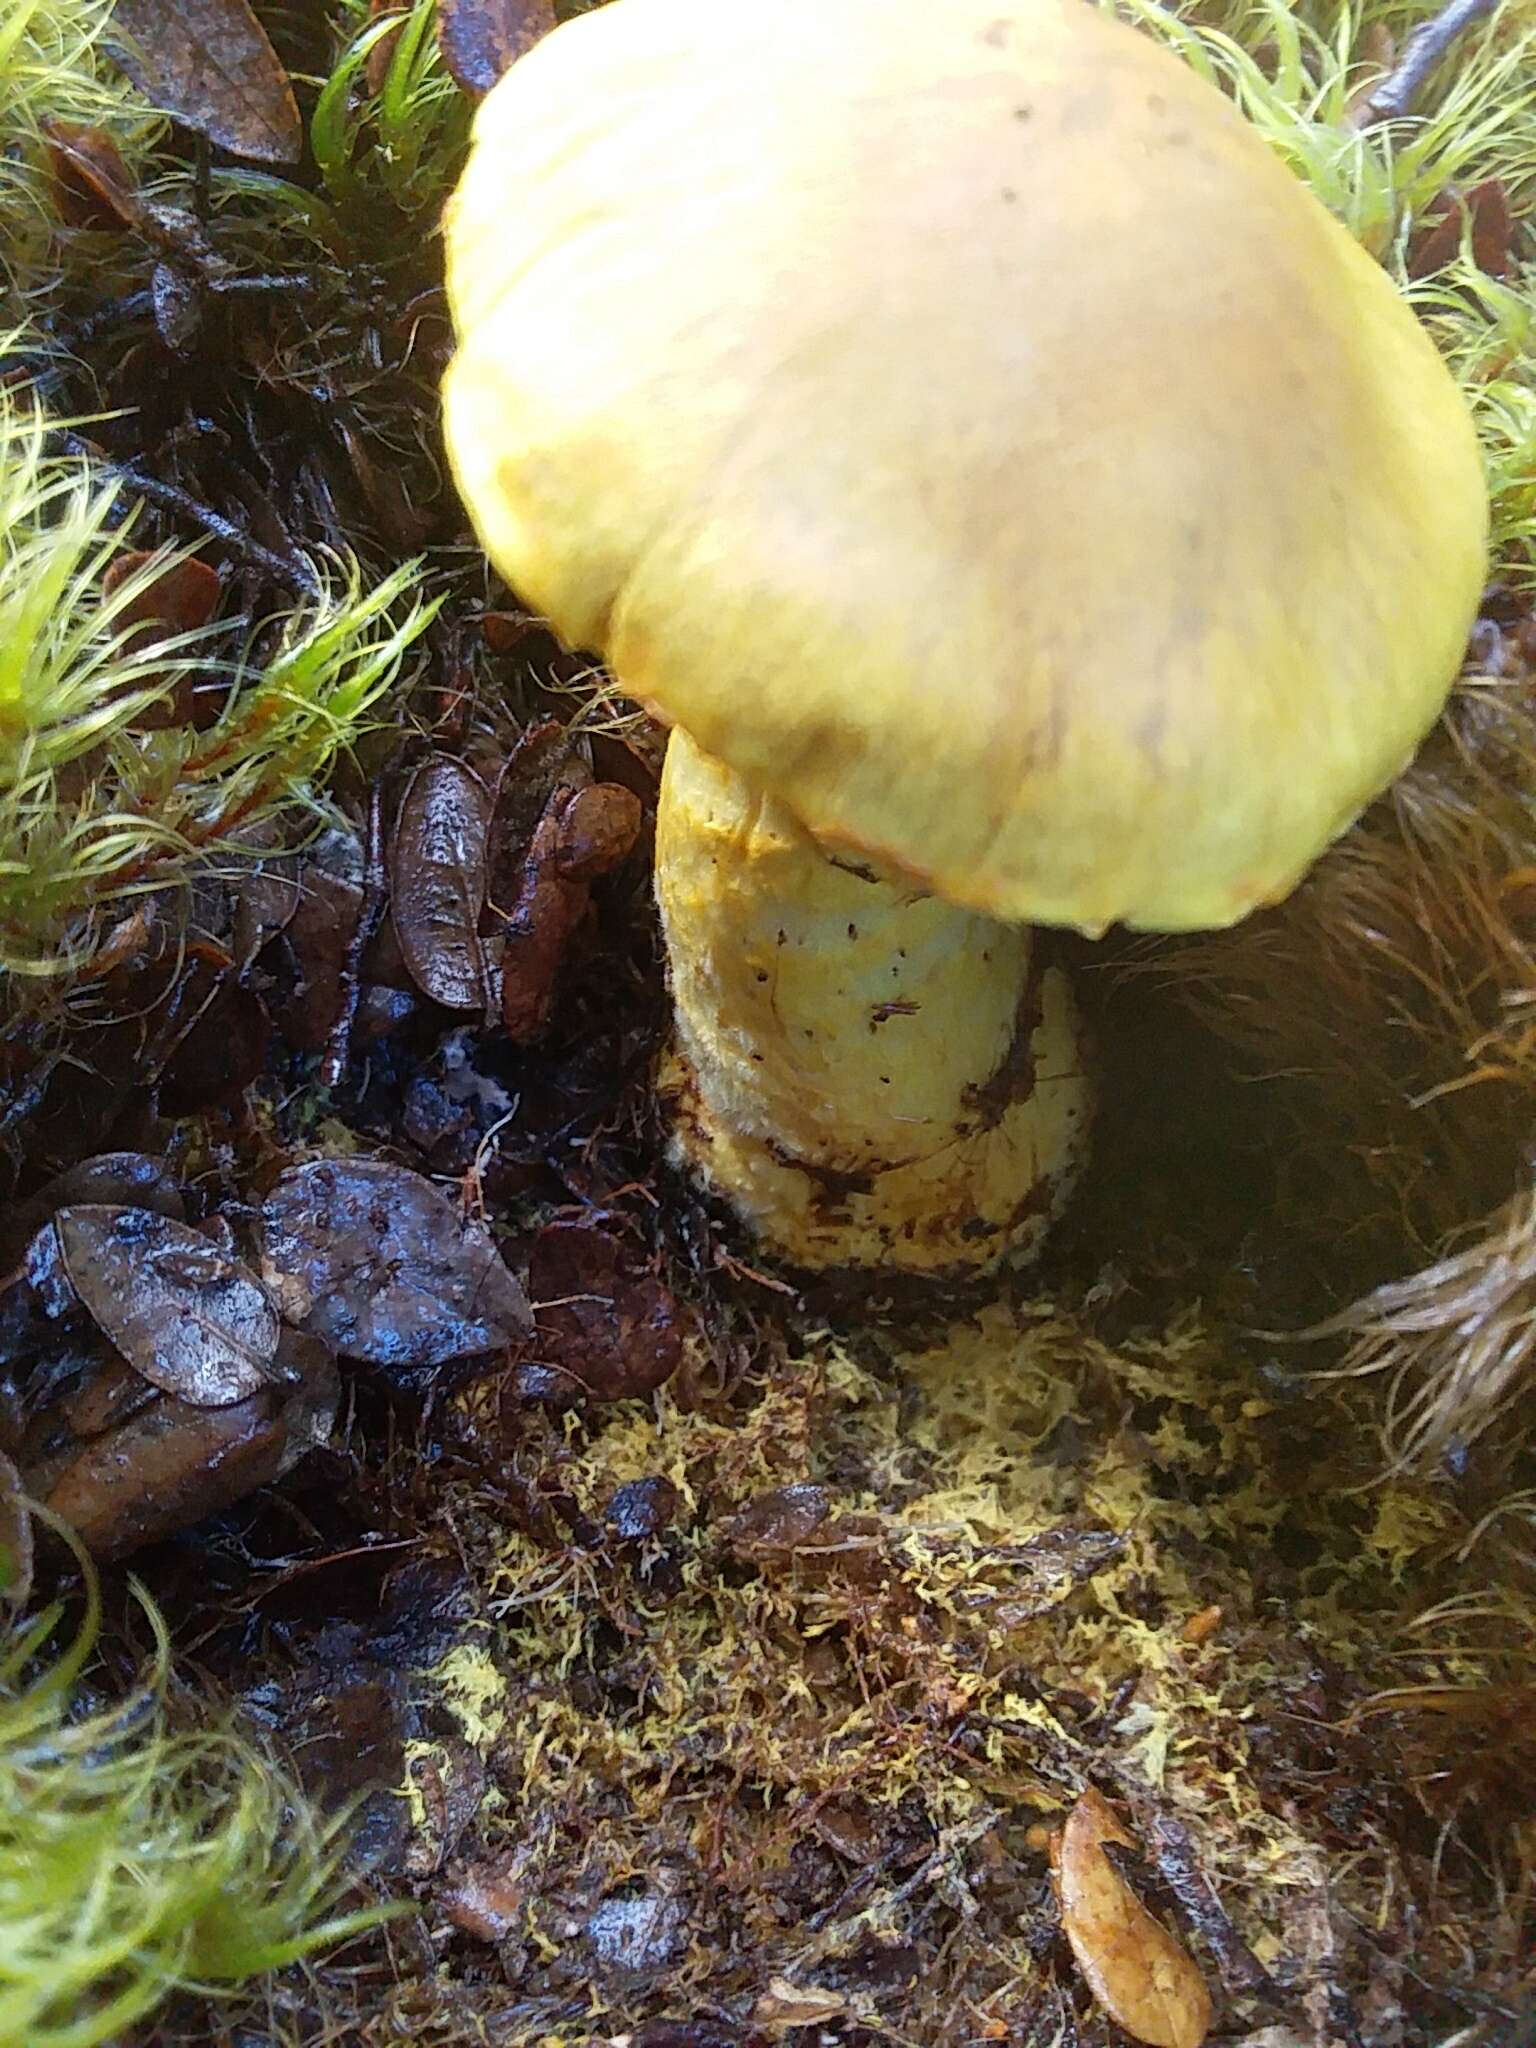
1051;1788;1214;2048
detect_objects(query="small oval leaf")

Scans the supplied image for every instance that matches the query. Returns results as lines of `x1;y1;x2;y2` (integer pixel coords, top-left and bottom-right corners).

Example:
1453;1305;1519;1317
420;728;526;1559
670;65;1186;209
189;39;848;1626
55;1205;284;1408
108;0;303;163
390;754;491;1011
1053;1789;1213;2048
258;1158;533;1373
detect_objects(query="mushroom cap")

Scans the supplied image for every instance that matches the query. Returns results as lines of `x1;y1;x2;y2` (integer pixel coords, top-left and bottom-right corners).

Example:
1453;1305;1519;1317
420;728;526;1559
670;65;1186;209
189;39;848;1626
442;0;1488;933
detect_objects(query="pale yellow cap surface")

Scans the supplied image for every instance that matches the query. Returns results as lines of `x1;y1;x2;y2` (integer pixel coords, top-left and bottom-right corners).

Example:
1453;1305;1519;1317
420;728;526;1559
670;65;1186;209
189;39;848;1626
443;0;1488;933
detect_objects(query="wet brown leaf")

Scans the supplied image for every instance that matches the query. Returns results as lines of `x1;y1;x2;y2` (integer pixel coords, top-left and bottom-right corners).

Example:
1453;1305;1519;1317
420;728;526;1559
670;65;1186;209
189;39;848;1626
258;1157;533;1372
108;0;303;162
273;859;364;1052
390;754;492;1012
35;1381;291;1559
725;1482;831;1553
1052;1789;1213;2048
42;120;143;230
0;1451;33;1607
528;1220;683;1402
486;721;583;900
232;855;302;965
437;0;557;95
0;1153;185;1271
555;781;643;882
53;1206;286;1408
499;805;588;1042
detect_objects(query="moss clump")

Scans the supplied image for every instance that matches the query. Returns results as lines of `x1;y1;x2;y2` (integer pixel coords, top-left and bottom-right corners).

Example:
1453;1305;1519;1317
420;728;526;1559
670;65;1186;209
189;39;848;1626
0;372;434;977
305;1287;1526;2042
0;1516;398;2048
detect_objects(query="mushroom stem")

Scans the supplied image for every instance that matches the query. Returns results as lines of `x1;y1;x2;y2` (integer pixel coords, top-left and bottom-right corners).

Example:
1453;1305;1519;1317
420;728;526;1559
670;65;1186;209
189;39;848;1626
654;729;1091;1273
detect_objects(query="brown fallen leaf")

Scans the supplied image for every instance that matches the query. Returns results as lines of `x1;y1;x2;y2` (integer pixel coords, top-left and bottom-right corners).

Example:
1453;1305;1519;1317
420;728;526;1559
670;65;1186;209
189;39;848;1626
102;550;222;727
52;1206;287;1410
555;781;644;882
498;803;589;1041
272;857;365;1052
1051;1788;1213;2048
390;754;492;1012
42;120;144;230
155;943;271;1113
527;1219;684;1401
1407;177;1512;280
108;0;303;163
258;1157;533;1374
486;720;584;901
724;1482;831;1554
0;1152;185;1271
437;0;557;96
33;1380;291;1560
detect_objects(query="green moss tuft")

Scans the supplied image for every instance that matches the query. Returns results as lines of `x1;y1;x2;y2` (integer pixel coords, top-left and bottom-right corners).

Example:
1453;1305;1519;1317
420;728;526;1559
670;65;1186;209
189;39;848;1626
0;368;437;976
0;1513;400;2048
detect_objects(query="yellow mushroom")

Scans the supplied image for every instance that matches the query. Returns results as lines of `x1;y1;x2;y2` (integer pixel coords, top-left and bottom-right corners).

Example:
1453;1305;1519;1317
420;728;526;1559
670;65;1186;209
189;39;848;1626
441;0;1487;1274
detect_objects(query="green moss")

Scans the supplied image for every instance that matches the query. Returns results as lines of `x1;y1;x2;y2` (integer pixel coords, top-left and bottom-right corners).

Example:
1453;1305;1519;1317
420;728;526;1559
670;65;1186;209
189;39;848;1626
0;1517;400;2048
0;0;164;291
0;371;436;976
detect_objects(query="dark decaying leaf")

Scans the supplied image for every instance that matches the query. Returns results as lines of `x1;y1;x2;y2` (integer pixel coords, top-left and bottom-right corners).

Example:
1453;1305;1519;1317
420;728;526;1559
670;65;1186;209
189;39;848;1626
258;1157;533;1372
528;1219;683;1401
487;721;582;897
36;1381;293;1560
232;856;302;966
272;860;365;1052
499;803;588;1042
42;120;143;230
1407;177;1512;279
14;1328;336;1560
724;1482;832;1554
102;550;222;727
555;782;644;882
108;0;303;163
103;551;220;641
0;1451;33;1608
437;0;557;96
155;949;271;1113
53;1204;286;1408
390;754;492;1012
0;1152;184;1270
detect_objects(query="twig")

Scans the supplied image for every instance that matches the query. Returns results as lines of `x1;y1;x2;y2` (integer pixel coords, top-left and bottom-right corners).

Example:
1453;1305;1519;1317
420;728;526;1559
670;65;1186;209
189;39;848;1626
55;431;323;599
1354;0;1502;124
321;777;390;1088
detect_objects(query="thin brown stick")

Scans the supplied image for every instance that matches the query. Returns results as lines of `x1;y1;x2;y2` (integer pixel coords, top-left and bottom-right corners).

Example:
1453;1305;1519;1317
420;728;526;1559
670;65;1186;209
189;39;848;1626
55;431;323;599
1354;0;1502;125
